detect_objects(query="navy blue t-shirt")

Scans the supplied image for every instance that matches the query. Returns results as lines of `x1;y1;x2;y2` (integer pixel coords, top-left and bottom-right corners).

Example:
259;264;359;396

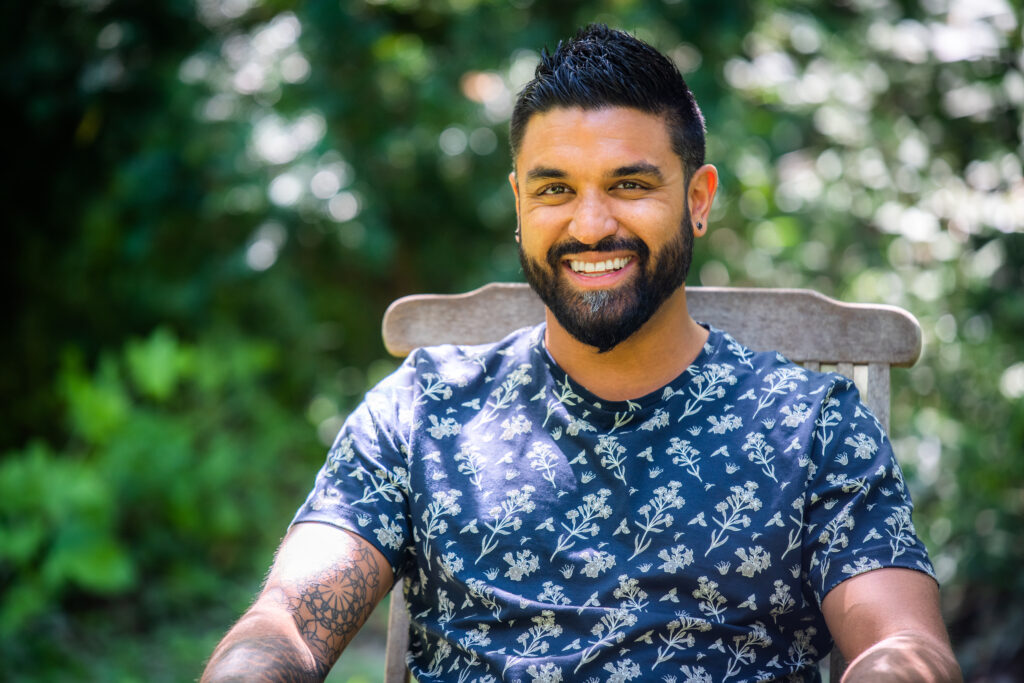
294;324;934;682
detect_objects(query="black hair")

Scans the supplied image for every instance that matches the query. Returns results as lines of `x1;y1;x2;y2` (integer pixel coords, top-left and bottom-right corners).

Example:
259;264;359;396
510;24;706;179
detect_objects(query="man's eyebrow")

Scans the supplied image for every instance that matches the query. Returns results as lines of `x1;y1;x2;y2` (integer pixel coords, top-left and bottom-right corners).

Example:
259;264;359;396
524;166;567;182
523;162;664;183
610;162;664;181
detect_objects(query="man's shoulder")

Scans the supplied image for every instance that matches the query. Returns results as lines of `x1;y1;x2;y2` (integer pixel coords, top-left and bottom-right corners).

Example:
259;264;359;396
404;323;543;381
705;325;843;392
359;324;544;422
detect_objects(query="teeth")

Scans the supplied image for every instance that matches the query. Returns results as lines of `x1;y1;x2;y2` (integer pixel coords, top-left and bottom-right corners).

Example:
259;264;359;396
569;257;631;275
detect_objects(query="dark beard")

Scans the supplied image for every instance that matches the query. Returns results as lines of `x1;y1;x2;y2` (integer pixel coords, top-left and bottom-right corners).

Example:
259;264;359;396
518;209;694;353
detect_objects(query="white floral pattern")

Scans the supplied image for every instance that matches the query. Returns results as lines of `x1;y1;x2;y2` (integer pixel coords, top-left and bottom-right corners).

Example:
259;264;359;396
294;324;934;681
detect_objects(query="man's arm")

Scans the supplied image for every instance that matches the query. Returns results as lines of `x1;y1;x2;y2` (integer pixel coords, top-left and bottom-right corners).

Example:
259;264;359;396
201;522;394;683
821;567;961;682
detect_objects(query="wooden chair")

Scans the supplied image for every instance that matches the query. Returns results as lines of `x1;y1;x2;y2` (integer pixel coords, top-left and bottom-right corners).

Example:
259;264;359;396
378;282;923;683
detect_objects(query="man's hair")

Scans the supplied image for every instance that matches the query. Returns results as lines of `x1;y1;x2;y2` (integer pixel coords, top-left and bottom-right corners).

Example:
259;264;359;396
510;24;706;179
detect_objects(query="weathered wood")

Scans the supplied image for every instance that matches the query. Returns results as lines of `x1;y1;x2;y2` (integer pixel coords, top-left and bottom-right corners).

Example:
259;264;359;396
383;283;922;366
379;282;922;683
383;282;545;356
836;362;855;382
829;649;848;681
383;587;411;683
867;362;891;433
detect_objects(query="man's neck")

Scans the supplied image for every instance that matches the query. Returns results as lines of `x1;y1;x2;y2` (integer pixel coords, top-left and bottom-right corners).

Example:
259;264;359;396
543;286;709;402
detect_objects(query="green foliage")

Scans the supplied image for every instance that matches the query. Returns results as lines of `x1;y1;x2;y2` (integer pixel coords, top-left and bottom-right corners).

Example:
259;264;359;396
3;0;1022;679
0;442;133;633
0;329;319;677
708;3;1024;674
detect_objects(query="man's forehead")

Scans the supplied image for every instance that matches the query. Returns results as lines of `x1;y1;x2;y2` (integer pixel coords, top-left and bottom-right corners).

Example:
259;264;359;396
514;106;678;176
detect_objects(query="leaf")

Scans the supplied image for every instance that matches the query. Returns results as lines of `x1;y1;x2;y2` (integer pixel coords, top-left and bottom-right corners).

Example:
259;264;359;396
43;533;136;594
59;352;130;445
126;327;182;401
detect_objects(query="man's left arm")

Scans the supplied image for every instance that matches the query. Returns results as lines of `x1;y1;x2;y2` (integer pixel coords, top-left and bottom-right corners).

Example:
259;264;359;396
822;567;961;682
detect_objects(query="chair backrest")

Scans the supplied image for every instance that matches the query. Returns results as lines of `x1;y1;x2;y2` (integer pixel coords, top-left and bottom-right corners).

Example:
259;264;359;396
378;282;922;682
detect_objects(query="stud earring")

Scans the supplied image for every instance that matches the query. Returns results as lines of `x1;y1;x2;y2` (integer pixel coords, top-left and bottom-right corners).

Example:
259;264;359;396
697;221;703;231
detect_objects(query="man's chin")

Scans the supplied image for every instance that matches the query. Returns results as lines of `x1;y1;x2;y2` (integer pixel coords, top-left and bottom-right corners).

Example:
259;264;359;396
560;319;642;354
549;290;651;353
522;257;665;352
570;289;633;318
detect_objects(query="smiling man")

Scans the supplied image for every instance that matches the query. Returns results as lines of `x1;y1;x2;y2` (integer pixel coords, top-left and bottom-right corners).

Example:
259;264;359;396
203;25;960;682
512;105;715;396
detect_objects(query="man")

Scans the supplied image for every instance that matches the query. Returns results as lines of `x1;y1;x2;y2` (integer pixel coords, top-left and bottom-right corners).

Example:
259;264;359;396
203;25;960;682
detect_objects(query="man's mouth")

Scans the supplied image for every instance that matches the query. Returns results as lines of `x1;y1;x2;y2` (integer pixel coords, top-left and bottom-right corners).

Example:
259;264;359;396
566;256;633;276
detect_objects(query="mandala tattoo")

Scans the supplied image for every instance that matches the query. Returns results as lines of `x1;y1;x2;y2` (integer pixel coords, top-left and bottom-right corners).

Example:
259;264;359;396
288;543;383;668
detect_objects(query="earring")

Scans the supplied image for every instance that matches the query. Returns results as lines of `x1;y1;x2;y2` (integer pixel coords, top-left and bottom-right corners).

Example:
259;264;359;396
697;221;703;231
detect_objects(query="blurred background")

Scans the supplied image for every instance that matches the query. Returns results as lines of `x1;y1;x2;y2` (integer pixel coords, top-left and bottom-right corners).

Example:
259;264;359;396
2;0;1022;680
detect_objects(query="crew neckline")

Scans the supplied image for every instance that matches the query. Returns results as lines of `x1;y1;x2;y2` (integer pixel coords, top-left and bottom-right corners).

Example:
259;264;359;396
532;322;722;423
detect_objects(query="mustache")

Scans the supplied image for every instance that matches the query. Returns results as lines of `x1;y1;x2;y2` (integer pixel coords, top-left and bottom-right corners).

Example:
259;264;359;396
546;236;650;268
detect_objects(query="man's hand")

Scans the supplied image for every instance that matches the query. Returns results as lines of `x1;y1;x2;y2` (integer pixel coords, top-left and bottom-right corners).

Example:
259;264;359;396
201;523;394;683
822;567;961;682
841;631;963;682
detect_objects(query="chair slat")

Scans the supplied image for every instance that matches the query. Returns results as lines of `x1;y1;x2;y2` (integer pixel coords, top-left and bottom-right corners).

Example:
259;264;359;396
383;284;922;366
836;362;855;381
867;362;892;433
384;588;411;683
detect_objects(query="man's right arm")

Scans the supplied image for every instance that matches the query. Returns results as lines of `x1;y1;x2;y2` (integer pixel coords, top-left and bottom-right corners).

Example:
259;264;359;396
201;522;395;683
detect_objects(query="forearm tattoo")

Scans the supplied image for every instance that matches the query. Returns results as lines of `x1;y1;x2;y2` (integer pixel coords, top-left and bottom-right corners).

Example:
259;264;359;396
287;543;384;669
205;635;325;683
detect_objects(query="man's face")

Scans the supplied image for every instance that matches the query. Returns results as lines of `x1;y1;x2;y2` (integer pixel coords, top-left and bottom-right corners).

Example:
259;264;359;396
510;107;695;352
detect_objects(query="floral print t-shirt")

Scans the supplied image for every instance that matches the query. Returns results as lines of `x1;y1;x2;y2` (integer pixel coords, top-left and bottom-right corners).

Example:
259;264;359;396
293;323;935;682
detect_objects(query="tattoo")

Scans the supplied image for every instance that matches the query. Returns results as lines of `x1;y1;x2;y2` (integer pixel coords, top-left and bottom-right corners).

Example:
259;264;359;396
203;635;323;683
288;543;383;668
202;532;387;682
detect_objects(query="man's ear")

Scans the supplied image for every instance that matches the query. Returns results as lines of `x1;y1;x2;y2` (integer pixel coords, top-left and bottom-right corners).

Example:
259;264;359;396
688;164;718;236
509;171;521;242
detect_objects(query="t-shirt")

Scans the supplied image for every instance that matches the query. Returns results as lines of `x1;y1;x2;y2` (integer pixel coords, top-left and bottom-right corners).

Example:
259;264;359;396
293;323;935;682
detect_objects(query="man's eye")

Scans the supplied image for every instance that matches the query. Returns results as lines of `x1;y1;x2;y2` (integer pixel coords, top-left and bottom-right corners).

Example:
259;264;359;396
614;180;645;190
538;185;569;195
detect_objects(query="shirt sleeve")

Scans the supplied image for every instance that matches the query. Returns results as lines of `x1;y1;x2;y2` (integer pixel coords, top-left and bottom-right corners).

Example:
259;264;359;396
803;375;936;605
290;355;417;575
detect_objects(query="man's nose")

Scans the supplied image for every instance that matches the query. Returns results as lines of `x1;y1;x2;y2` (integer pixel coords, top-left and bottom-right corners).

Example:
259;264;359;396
567;191;618;246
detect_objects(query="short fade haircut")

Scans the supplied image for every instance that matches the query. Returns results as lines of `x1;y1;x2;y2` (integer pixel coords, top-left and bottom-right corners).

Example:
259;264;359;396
510;24;706;180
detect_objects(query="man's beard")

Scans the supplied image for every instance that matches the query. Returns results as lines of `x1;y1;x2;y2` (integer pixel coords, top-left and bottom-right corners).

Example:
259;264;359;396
518;208;694;354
